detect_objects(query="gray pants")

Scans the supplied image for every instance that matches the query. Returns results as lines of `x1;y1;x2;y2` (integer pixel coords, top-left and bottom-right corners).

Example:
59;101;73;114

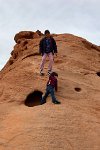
40;52;54;71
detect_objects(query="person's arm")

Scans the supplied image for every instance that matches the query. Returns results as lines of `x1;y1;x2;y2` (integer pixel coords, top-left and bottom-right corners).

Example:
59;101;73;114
55;79;58;92
39;39;43;55
52;38;57;54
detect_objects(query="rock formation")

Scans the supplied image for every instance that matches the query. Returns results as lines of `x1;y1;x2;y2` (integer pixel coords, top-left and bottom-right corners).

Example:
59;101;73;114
0;31;100;150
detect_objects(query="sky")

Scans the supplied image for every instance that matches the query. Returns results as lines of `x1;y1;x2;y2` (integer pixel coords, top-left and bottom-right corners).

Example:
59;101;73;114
0;0;100;70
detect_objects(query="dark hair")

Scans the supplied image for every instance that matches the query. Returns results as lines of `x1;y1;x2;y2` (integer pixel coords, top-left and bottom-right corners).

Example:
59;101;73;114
50;72;58;77
44;30;50;35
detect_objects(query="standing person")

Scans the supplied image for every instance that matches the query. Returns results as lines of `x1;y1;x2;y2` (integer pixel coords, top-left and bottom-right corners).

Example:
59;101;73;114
41;72;61;105
39;30;57;76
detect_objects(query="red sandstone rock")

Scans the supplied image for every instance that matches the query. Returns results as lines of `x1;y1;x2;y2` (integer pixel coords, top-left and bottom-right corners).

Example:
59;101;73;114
14;30;42;43
0;32;100;150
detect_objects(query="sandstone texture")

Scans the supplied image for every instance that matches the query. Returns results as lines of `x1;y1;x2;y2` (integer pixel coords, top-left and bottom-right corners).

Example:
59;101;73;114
0;31;100;150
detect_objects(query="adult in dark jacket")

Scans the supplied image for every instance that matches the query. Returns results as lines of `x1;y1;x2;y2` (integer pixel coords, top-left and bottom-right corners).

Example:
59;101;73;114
39;30;57;76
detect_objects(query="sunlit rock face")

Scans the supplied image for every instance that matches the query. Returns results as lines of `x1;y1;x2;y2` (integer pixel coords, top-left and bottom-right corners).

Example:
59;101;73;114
0;31;100;150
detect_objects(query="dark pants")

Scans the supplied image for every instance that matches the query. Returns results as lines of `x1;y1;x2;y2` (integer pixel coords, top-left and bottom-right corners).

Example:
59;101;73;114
41;85;58;103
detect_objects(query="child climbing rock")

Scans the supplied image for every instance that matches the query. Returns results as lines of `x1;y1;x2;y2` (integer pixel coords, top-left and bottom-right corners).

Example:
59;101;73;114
41;72;61;104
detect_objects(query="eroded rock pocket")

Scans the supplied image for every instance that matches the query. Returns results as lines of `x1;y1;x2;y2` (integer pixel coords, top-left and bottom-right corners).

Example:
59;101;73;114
25;90;43;107
96;72;100;77
74;87;81;92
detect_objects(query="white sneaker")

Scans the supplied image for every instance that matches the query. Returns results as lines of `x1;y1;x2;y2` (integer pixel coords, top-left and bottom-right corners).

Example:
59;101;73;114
40;70;44;76
48;70;52;76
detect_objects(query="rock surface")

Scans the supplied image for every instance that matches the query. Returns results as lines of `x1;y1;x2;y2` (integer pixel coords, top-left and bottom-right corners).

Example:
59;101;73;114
0;31;100;150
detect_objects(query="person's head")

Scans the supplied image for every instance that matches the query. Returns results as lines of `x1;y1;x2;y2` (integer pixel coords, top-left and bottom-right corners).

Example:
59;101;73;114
50;72;58;78
44;30;50;38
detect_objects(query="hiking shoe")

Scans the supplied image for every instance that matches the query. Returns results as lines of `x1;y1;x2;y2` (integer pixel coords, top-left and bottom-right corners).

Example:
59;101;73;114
41;101;46;105
40;70;44;76
53;101;61;104
48;70;52;76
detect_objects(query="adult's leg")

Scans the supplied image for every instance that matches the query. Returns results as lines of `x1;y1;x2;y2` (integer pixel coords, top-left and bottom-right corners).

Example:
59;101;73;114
48;52;54;72
40;53;47;72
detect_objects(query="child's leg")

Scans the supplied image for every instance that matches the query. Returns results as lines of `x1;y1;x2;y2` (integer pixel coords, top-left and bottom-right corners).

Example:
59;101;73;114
48;52;54;72
49;88;58;103
40;53;47;72
41;89;49;104
49;87;61;104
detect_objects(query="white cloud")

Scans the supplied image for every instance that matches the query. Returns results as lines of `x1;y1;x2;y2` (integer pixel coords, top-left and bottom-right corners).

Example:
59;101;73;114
0;0;100;70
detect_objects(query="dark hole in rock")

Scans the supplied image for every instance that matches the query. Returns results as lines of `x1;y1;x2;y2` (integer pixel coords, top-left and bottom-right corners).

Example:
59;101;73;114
74;87;81;92
23;40;28;46
25;90;43;107
9;59;14;65
24;46;27;50
96;72;100;77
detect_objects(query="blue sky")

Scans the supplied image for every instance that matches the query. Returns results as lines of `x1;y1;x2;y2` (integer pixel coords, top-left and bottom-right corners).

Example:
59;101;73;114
0;0;100;70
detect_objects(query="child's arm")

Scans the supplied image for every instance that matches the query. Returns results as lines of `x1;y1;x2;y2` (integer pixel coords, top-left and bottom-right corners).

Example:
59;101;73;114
55;80;58;92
